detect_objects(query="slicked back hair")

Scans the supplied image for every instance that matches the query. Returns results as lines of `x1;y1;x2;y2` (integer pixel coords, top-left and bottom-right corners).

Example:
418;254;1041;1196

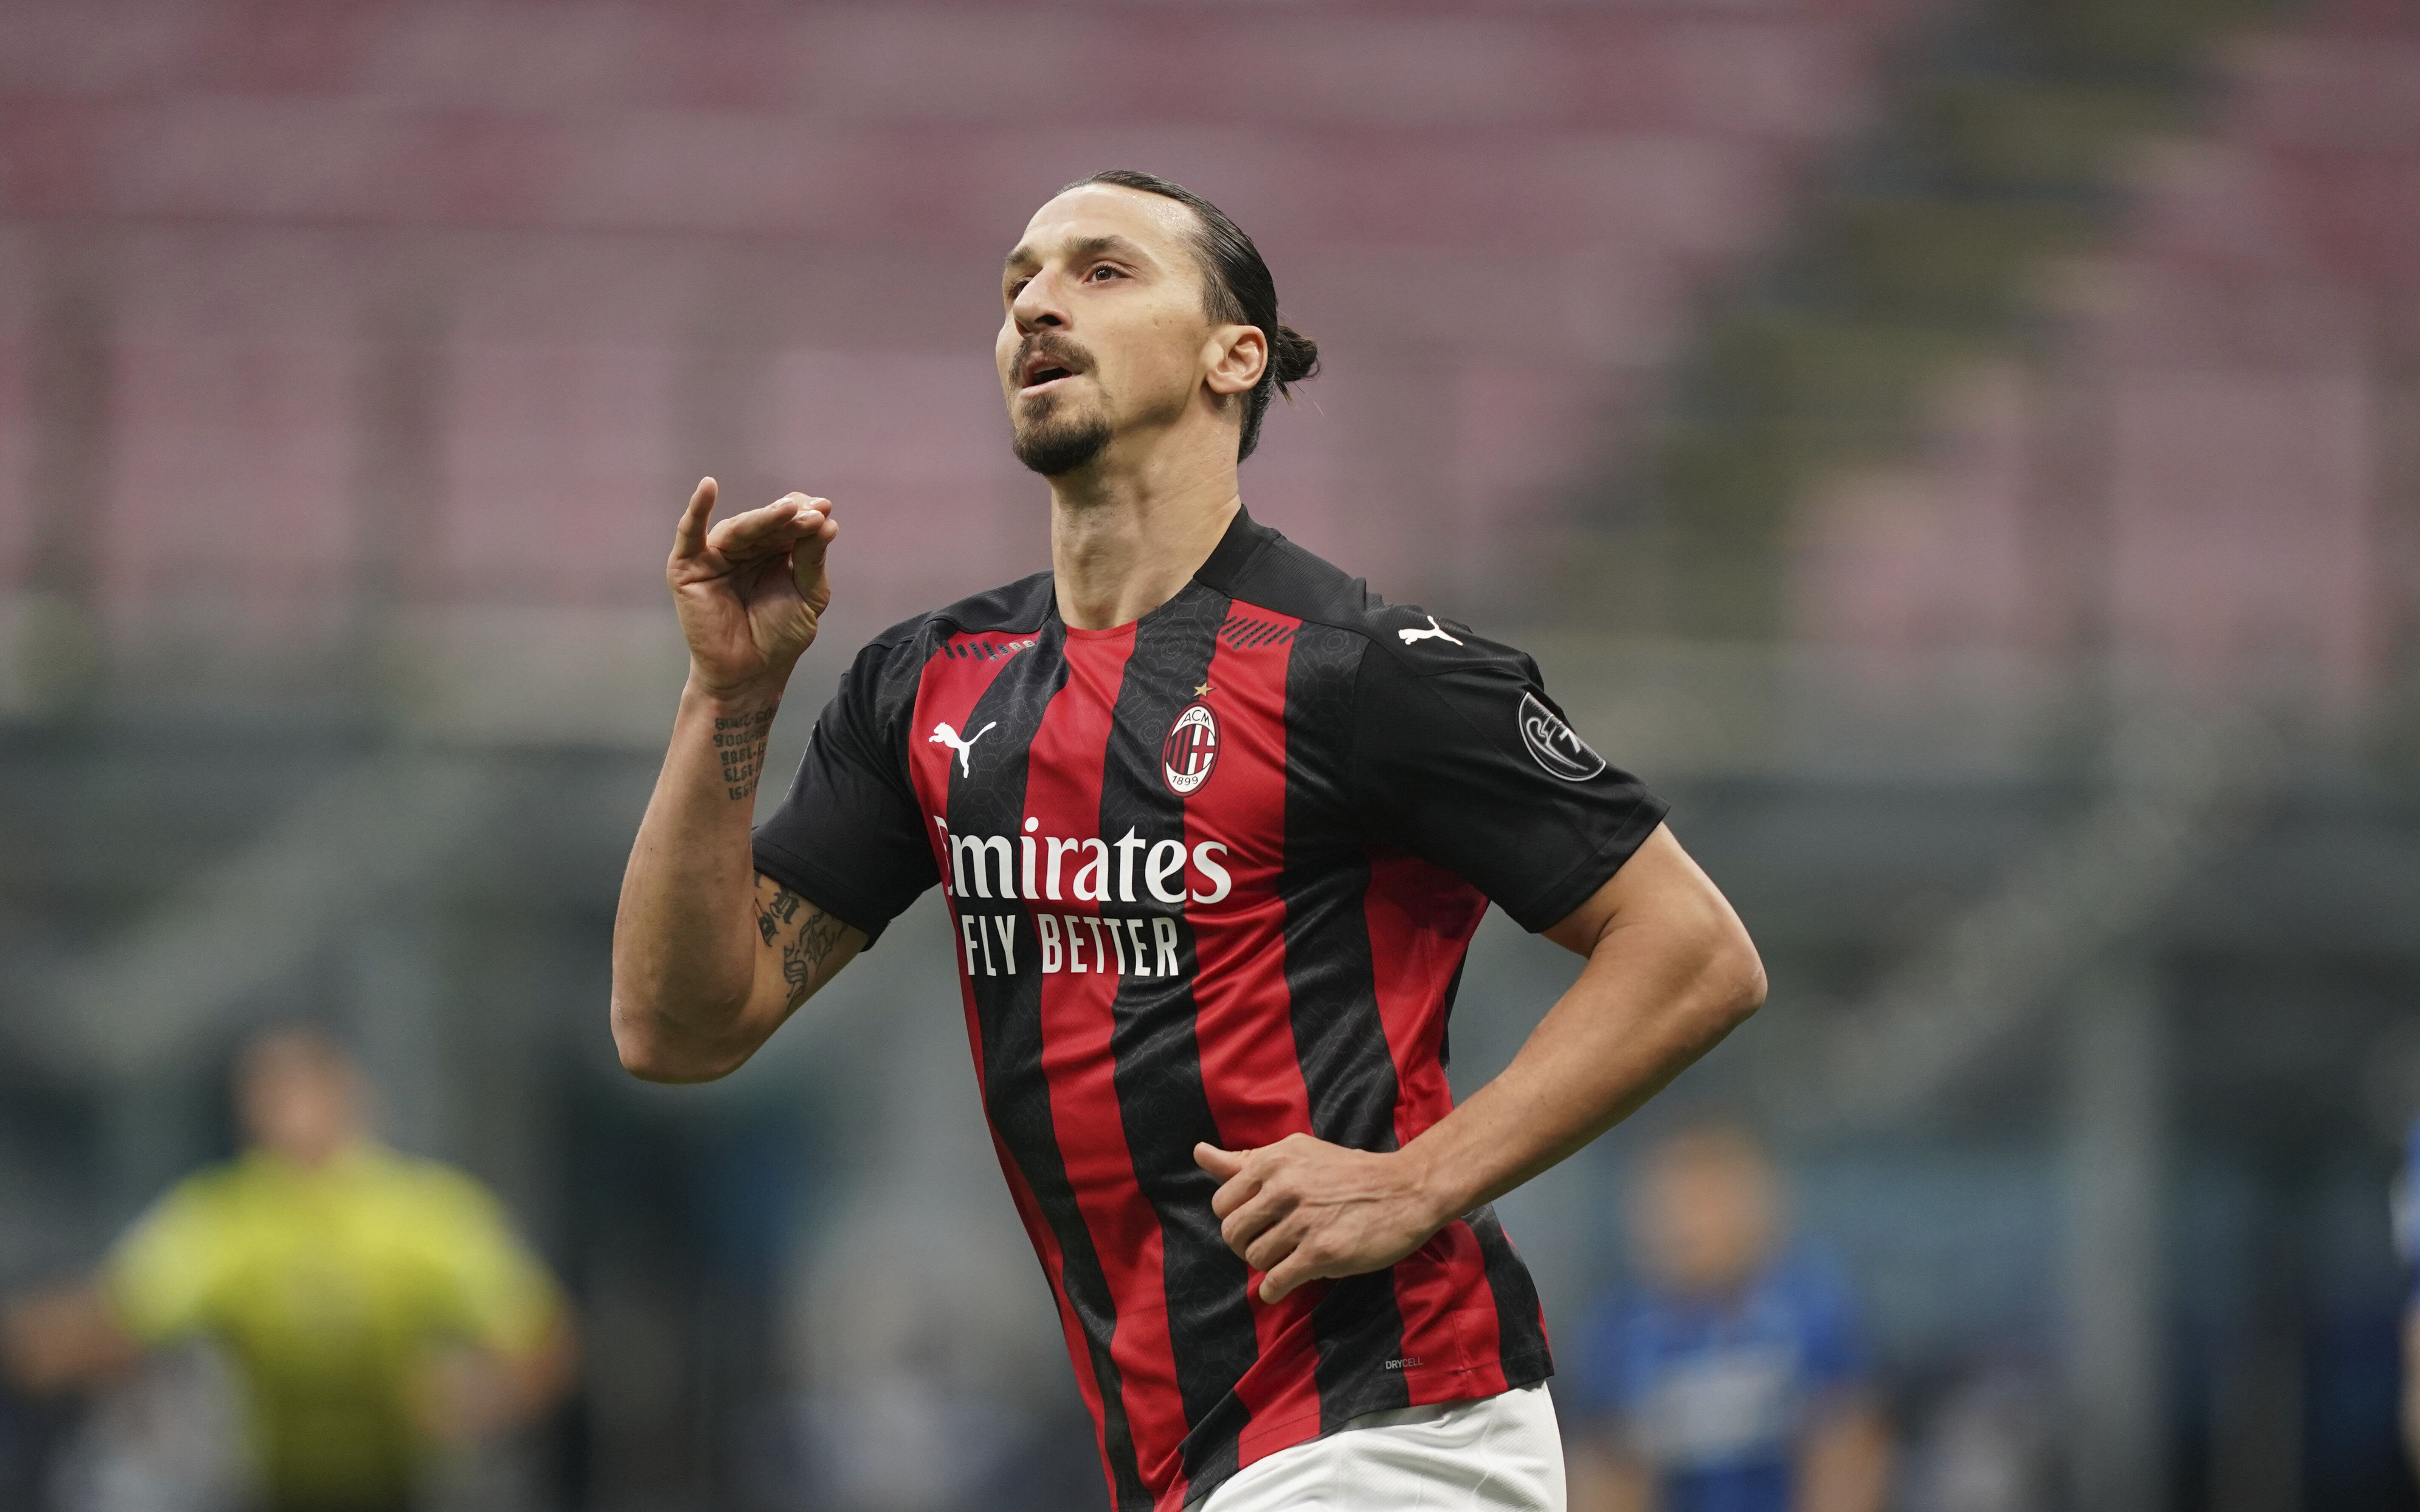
1065;169;1320;461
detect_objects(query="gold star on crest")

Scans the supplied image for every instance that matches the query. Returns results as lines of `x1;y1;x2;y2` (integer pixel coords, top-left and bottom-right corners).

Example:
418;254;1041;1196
1194;682;1214;697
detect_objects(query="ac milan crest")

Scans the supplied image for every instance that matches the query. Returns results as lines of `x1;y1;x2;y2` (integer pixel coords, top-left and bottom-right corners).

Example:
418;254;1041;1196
1161;703;1220;795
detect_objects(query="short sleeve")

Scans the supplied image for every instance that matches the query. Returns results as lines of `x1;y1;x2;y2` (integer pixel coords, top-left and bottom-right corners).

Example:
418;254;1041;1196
752;636;940;946
104;1178;231;1345
1349;627;1668;932
412;1170;563;1357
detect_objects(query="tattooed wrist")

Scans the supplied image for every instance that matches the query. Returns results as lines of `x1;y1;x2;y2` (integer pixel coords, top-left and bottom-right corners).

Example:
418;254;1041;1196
710;705;777;802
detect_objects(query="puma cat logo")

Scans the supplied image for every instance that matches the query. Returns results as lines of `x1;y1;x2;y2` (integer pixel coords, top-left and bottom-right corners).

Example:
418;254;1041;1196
1398;614;1464;647
929;720;997;777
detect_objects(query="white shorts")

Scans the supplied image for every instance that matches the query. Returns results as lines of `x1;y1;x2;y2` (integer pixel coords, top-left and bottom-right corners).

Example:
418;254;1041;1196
1195;1382;1567;1512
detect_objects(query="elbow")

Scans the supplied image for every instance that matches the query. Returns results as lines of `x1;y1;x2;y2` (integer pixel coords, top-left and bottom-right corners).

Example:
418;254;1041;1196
1687;907;1765;1039
1726;944;1768;1028
1714;922;1767;1030
609;992;749;1084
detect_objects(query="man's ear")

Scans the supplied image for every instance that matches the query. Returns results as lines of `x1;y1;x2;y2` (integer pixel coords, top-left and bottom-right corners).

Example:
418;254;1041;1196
1204;324;1267;397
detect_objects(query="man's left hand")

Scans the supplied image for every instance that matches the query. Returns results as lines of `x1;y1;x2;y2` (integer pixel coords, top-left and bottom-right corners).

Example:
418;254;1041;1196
1195;1135;1450;1303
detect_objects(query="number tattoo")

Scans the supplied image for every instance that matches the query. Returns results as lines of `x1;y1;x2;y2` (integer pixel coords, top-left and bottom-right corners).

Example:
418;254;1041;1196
712;706;777;802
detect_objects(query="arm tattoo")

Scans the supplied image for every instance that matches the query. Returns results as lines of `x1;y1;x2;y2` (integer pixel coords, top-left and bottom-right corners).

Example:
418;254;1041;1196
756;879;848;1009
781;910;848;1009
712;706;778;802
756;881;804;945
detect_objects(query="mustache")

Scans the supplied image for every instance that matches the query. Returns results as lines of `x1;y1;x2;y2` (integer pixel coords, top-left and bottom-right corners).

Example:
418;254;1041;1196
1011;332;1094;385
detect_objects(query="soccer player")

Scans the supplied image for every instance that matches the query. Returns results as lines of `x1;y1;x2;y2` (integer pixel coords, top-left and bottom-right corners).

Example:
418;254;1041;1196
1566;1124;1890;1512
2397;1113;2420;1488
610;169;1766;1512
0;1026;576;1512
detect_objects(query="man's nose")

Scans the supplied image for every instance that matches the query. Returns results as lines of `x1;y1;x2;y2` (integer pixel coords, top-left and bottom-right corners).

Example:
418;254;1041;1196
1011;273;1069;334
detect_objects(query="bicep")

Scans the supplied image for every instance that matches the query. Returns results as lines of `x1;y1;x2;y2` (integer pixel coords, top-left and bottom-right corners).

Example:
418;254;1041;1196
750;873;866;1019
1541;824;1745;957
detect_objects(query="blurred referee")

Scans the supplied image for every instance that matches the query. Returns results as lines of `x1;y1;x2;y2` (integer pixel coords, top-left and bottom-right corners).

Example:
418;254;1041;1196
1;1026;576;1512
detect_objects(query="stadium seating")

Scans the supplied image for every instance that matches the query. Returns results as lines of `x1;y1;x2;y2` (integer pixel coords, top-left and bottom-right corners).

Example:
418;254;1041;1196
1782;0;2408;716
0;0;1941;711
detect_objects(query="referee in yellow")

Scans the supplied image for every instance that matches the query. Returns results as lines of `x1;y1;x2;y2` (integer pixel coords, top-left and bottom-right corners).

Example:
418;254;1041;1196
2;1025;577;1512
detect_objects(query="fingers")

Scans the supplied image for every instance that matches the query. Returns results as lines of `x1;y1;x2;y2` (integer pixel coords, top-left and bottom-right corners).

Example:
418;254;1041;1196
1260;1247;1325;1304
1194;1143;1248;1182
709;493;833;559
1203;1154;1261;1225
793;497;839;570
670;477;717;560
1220;1186;1288;1258
790;499;839;607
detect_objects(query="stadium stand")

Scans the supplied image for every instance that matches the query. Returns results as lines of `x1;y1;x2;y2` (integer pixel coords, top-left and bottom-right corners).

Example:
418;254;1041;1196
0;0;1941;723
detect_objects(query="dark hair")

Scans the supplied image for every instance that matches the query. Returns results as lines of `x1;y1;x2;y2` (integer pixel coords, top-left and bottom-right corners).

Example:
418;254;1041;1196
1066;169;1320;461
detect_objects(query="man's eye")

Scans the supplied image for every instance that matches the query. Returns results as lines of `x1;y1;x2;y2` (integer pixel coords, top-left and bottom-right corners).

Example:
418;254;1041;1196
1085;265;1122;283
1007;278;1030;298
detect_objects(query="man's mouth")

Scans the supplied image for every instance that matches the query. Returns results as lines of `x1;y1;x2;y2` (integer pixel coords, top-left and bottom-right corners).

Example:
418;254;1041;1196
1019;348;1085;396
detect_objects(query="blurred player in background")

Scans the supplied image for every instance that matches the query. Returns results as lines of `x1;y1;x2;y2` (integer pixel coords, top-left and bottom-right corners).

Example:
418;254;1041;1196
613;167;1766;1511
1568;1123;1889;1512
0;1025;576;1512
2396;1113;2420;1489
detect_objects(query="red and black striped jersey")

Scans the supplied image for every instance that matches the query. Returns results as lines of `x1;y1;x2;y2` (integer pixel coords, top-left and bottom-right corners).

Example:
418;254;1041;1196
753;508;1667;1510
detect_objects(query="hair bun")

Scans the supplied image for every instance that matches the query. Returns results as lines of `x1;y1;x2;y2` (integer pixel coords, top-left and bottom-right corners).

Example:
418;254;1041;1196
1270;323;1321;391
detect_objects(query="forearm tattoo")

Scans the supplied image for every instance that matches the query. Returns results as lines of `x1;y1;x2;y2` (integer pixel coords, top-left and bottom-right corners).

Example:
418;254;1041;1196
756;880;848;1009
712;706;777;802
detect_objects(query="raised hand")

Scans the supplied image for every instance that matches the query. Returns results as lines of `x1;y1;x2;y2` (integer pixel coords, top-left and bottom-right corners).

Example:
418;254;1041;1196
667;478;839;695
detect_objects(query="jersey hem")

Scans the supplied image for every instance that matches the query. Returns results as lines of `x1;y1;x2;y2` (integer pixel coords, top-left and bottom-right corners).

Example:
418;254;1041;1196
1173;1349;1554;1511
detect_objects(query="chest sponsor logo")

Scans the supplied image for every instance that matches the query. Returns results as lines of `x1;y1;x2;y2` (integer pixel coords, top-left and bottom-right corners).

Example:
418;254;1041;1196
1161;703;1219;795
1518;691;1607;781
932;816;1235;982
958;910;1190;982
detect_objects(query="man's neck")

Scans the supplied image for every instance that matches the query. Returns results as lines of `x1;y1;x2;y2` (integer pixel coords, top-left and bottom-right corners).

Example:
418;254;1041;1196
1048;431;1243;630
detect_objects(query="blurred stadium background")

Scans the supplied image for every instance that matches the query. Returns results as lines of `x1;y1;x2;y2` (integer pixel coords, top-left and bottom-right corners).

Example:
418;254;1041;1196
2;0;2417;1507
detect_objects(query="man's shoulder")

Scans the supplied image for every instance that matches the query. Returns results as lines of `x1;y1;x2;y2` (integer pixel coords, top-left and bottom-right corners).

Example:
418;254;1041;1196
853;569;1055;663
1200;511;1380;642
373;1151;510;1221
1206;512;1525;683
142;1160;251;1227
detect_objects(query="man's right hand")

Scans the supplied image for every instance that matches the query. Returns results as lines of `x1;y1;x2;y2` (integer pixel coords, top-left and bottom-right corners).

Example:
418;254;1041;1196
669;478;839;695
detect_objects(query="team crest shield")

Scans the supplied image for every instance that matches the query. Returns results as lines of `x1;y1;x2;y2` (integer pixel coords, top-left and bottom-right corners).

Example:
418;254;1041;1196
1162;703;1219;795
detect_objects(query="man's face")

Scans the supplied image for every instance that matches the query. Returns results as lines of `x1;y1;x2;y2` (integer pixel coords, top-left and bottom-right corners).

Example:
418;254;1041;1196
997;184;1221;477
237;1031;366;1168
1630;1133;1783;1299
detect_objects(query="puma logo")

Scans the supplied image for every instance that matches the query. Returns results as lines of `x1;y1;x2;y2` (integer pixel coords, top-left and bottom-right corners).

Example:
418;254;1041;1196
1398;614;1463;647
929;720;997;777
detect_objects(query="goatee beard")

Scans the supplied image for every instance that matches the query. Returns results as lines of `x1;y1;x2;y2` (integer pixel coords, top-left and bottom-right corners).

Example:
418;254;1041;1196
1012;403;1114;477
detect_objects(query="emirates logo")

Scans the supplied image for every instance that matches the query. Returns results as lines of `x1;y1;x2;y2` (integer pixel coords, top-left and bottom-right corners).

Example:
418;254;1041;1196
1162;703;1220;795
